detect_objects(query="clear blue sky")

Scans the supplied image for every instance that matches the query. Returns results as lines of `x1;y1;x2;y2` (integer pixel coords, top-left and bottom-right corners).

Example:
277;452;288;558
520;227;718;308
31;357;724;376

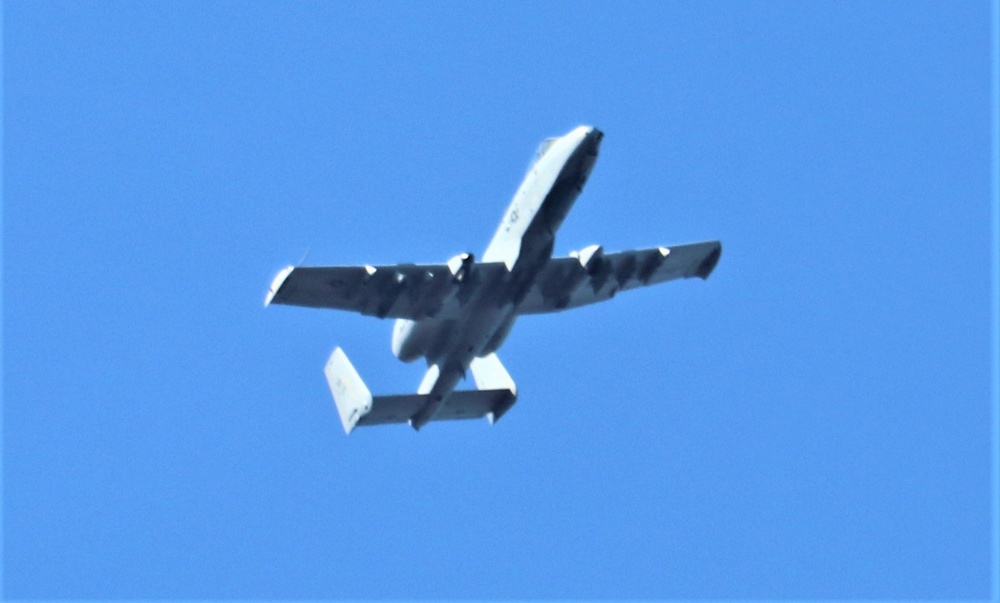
3;1;996;599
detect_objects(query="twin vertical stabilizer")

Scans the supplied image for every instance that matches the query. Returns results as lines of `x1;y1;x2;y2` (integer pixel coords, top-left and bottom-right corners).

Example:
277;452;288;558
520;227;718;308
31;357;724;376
470;353;518;423
325;348;374;434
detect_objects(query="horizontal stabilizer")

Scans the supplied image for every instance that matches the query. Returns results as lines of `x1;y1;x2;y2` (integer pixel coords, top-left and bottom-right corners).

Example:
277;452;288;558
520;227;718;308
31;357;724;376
324;348;517;433
359;389;515;427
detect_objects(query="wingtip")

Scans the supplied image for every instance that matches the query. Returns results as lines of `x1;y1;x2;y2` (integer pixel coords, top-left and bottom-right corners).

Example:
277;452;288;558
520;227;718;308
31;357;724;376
264;265;295;307
696;243;722;280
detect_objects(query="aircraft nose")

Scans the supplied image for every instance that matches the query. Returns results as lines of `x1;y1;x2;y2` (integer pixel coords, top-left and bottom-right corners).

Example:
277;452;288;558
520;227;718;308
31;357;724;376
583;126;603;153
566;126;602;185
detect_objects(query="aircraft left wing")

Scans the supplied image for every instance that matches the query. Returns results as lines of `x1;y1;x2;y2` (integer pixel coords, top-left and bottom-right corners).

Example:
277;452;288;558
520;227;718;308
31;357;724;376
265;259;505;320
516;240;721;315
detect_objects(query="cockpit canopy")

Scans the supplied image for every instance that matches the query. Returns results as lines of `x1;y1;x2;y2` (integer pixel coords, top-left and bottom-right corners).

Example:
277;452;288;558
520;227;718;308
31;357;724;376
531;137;559;167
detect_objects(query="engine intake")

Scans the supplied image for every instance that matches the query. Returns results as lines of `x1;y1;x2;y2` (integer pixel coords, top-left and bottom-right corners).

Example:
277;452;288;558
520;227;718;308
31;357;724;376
447;252;475;283
572;244;605;275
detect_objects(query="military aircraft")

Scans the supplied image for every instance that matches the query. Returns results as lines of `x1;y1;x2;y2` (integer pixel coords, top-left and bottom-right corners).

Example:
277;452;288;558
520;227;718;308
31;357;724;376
266;125;721;433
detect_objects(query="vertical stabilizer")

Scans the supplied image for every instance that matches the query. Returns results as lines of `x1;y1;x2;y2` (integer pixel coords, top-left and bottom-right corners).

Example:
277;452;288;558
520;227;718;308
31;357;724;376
469;353;518;424
325;347;373;434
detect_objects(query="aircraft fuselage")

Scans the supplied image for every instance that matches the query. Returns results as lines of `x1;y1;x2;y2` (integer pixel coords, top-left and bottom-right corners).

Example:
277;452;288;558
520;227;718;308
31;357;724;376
392;125;603;428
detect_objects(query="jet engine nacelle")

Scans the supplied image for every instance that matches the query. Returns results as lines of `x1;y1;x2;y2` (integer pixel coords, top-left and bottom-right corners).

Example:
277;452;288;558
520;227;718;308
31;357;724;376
391;318;421;362
565;244;610;299
447;252;475;283
572;244;605;274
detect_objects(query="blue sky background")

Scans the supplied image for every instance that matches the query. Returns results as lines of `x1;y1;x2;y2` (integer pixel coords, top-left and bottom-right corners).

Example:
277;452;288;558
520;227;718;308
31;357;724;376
3;1;995;599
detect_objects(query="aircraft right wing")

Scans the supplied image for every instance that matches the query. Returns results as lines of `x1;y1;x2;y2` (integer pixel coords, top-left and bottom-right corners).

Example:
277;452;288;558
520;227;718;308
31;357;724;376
516;240;721;315
265;258;507;320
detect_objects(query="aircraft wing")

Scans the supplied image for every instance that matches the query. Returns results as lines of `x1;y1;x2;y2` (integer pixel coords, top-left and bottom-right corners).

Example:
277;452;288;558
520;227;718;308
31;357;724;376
265;261;505;320
516;240;722;315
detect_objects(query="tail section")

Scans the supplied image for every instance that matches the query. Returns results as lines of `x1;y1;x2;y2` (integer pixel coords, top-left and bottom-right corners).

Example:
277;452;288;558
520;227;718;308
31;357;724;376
324;347;374;434
324;347;519;434
469;353;518;424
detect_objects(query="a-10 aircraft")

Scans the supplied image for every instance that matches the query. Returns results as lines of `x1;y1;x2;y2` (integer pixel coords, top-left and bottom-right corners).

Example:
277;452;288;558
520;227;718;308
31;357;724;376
266;125;721;434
